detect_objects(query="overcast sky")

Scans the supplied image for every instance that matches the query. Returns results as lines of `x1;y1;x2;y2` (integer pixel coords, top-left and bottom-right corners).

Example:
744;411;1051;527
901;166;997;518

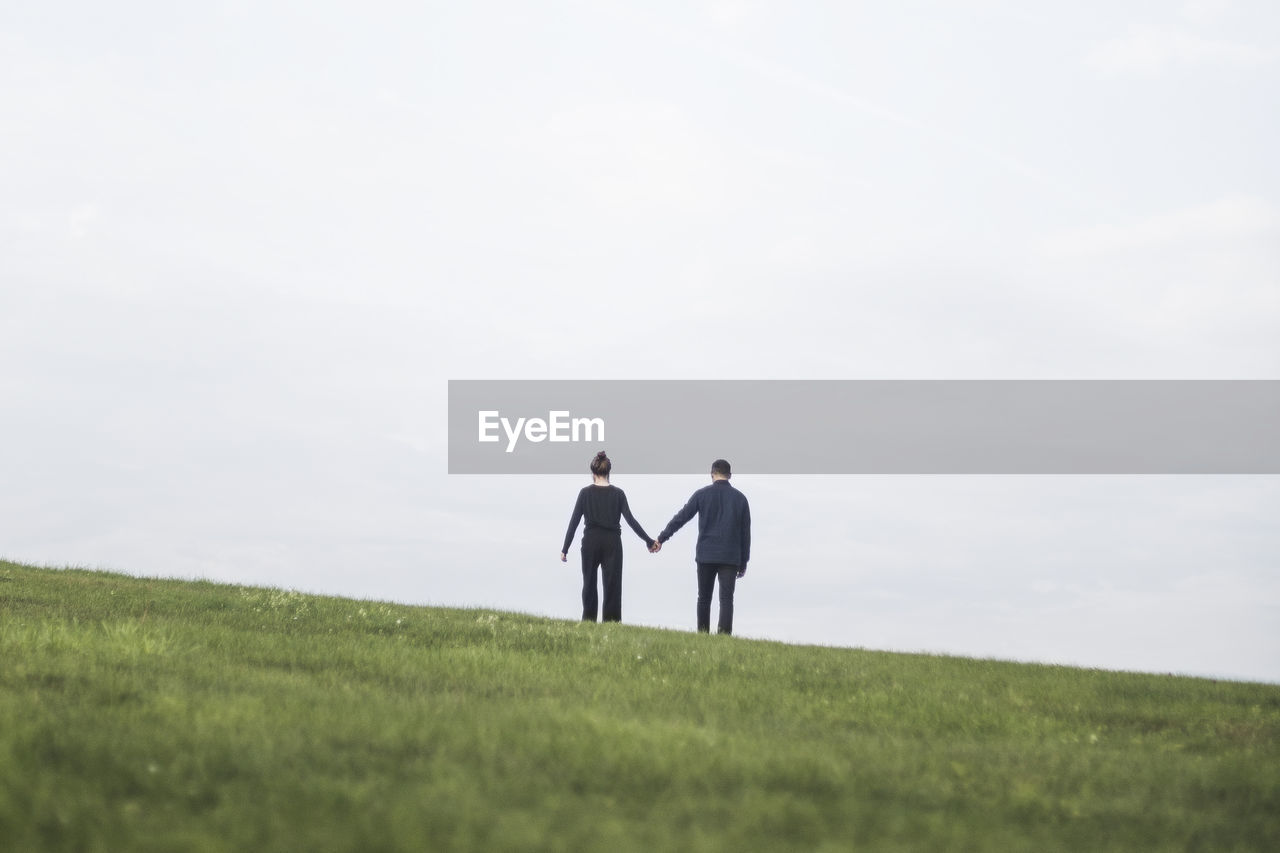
2;1;1277;682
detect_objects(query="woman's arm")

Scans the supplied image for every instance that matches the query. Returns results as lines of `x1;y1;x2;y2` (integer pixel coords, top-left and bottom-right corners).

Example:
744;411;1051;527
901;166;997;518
618;490;655;549
561;489;585;557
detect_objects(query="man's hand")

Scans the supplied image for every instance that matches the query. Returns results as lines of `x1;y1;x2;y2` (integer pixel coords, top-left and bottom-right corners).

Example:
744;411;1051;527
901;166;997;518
560;552;567;563
649;540;662;553
736;565;747;578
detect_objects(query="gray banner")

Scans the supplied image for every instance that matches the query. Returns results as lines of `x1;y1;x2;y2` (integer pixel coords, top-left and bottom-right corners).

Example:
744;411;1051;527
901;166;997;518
447;380;1280;474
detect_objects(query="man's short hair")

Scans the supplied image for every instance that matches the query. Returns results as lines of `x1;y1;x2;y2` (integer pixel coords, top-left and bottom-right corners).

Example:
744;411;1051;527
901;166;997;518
711;459;732;478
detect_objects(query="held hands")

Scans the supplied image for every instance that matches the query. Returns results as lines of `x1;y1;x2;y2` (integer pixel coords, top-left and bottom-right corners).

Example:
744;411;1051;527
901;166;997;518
560;552;567;563
649;540;662;554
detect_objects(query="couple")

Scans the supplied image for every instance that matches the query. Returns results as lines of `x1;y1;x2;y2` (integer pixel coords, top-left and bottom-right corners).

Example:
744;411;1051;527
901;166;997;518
559;451;751;635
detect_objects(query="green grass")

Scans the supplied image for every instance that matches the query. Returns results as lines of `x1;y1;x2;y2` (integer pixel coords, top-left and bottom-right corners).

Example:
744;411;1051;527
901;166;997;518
1;559;1277;852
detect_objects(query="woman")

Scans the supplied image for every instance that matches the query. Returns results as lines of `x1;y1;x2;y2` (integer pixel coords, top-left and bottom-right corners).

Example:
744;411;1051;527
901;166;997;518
560;451;655;622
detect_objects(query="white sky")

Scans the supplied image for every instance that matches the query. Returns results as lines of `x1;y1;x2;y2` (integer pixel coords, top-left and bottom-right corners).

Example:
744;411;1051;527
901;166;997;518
2;1;1278;681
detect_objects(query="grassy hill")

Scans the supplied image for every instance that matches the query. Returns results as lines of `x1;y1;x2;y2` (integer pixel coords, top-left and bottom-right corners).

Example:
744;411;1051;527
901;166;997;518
1;560;1277;852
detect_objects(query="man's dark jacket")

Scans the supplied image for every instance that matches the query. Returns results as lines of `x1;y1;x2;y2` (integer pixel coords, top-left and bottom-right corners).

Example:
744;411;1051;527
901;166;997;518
657;479;751;567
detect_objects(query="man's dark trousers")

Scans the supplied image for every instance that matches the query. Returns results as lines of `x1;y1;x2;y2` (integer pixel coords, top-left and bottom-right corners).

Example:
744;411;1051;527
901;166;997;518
696;562;738;634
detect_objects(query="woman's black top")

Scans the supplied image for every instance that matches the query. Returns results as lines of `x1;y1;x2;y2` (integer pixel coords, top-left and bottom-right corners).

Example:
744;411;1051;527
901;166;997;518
562;484;654;554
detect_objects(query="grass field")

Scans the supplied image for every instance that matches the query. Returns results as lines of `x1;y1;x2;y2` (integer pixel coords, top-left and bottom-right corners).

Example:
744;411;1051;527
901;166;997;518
1;559;1277;852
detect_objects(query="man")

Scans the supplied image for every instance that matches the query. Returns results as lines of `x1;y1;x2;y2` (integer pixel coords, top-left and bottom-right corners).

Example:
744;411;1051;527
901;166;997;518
651;459;751;635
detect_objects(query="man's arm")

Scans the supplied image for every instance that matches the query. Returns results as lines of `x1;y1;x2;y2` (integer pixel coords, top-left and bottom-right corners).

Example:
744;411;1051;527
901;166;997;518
738;499;751;575
658;491;700;544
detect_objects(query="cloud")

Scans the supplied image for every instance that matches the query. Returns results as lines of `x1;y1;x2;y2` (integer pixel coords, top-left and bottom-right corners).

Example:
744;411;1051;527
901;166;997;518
702;0;766;31
68;203;98;239
1032;196;1280;374
511;101;729;215
1037;195;1280;257
1084;28;1273;77
1180;0;1234;25
690;36;1081;202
